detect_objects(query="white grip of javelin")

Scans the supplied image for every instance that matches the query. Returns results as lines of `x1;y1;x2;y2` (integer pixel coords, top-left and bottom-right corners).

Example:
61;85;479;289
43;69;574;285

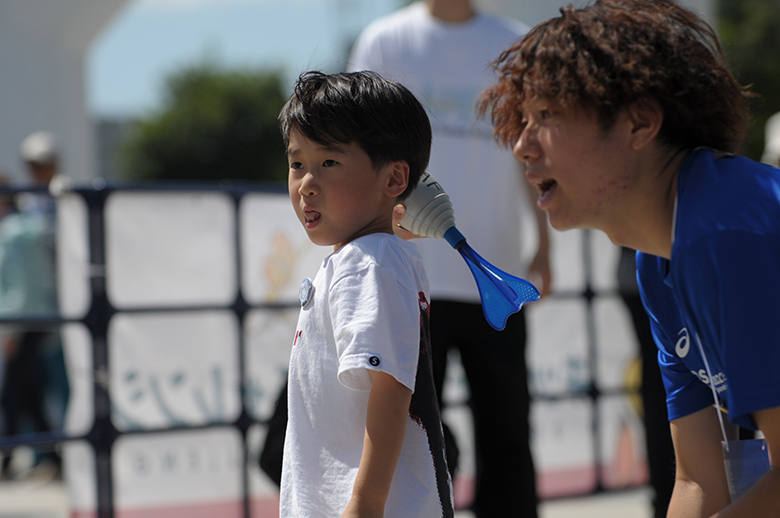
398;171;457;239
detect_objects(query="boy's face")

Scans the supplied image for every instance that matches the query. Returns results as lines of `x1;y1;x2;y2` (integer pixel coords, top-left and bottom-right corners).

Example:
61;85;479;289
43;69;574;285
287;130;405;250
513;99;634;232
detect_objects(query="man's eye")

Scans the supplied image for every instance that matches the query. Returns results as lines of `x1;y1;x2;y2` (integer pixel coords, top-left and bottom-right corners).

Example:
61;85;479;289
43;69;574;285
519;117;528;130
323;159;338;167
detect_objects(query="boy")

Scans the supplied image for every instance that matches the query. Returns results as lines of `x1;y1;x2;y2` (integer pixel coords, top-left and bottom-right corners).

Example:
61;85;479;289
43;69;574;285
479;1;780;516
279;70;454;517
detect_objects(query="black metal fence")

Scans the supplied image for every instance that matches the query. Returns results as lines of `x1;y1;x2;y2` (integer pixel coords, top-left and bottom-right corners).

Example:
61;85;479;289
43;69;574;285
0;183;645;517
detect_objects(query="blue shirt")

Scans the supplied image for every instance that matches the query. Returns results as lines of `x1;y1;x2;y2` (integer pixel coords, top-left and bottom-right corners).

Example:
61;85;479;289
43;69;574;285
637;148;780;429
0;208;58;317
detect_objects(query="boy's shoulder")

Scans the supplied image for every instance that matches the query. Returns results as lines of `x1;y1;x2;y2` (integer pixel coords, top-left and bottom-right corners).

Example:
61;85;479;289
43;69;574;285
326;234;426;289
330;233;421;268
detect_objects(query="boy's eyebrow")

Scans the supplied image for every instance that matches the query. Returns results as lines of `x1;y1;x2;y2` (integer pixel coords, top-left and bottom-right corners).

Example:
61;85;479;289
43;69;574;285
319;143;349;154
287;143;350;156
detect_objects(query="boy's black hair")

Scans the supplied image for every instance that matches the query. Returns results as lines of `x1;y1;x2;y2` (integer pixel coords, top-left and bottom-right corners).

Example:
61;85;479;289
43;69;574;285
279;70;431;201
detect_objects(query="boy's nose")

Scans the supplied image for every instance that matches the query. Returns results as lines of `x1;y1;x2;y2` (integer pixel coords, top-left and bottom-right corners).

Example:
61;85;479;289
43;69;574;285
298;172;318;196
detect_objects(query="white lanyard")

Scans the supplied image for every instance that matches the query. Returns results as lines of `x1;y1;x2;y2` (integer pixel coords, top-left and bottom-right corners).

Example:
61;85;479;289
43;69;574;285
671;192;678;245
694;333;730;451
674;192;728;449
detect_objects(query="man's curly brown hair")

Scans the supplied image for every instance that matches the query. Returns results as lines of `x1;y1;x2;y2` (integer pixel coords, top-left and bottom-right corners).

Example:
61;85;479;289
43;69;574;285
479;0;751;153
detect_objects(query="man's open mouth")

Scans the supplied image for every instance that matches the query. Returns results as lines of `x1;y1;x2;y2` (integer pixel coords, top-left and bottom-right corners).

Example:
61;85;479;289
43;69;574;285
538;179;557;196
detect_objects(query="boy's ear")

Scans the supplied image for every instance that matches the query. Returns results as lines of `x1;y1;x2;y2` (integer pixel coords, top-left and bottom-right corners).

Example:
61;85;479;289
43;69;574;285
384;161;409;198
627;97;664;150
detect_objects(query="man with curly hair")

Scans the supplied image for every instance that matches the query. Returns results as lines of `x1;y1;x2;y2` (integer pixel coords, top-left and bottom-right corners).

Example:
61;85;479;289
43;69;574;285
480;1;780;516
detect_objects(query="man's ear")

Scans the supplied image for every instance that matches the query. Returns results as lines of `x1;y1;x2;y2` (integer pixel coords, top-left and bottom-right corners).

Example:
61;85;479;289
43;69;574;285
628;98;664;151
384;161;409;198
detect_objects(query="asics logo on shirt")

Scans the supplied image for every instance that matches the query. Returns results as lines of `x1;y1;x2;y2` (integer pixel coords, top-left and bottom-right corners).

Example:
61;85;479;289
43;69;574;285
675;328;691;358
675;327;729;394
691;368;728;392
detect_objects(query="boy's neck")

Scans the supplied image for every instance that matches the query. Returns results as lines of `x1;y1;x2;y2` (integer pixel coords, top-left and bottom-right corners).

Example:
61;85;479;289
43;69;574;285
425;0;476;23
334;229;395;252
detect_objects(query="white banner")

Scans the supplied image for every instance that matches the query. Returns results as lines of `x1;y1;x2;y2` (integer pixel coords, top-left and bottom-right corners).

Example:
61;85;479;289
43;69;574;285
57;189;646;515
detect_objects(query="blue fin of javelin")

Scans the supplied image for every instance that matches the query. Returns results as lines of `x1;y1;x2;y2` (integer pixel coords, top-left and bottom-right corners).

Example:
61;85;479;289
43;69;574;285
444;227;540;331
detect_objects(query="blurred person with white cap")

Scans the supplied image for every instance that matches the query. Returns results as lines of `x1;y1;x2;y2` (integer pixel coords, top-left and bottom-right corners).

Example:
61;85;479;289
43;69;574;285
17;131;67;214
0;131;68;480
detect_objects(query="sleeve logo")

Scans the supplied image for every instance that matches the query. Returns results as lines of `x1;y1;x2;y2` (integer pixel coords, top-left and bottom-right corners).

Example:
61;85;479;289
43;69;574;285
675;328;690;358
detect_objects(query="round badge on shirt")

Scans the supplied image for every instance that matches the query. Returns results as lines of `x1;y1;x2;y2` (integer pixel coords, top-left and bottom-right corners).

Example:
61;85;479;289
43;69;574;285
299;277;314;307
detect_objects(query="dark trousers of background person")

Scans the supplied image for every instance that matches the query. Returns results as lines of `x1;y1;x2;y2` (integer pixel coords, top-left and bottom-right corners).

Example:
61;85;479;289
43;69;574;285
259;382;287;487
0;331;61;475
431;300;538;518
622;294;675;518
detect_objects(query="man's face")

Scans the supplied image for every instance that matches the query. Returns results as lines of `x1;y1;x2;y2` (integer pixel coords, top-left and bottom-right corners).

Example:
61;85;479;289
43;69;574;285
513;99;634;232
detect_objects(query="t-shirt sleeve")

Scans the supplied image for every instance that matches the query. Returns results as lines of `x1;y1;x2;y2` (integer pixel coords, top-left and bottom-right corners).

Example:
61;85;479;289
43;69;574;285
654;325;713;421
637;252;712;421
675;230;780;427
329;263;420;393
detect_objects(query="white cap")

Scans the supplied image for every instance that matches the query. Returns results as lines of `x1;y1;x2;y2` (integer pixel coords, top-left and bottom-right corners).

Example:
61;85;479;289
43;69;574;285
20;131;59;165
762;112;780;167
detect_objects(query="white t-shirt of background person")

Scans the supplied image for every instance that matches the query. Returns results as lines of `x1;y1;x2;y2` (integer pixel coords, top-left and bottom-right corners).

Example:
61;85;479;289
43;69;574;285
348;2;531;303
280;233;454;517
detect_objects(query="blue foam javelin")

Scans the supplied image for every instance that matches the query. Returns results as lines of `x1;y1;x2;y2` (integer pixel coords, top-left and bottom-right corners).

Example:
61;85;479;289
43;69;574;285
443;227;540;331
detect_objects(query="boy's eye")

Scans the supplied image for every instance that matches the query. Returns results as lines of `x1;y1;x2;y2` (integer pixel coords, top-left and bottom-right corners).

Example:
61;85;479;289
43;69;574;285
289;161;303;170
322;159;338;167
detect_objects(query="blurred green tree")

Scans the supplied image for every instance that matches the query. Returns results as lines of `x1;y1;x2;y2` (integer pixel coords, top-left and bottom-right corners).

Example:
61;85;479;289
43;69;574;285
718;0;780;160
120;63;289;184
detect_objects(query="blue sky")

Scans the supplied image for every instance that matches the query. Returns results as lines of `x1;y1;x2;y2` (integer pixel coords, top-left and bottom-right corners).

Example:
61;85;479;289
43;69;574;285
87;0;401;118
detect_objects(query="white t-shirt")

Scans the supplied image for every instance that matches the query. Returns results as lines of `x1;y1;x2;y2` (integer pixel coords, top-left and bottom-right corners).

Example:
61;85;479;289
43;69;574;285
348;2;530;303
280;233;453;517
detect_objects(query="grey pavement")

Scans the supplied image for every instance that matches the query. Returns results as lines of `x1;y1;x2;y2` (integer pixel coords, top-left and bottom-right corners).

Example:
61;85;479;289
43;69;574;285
0;480;652;518
0;479;68;518
456;487;653;518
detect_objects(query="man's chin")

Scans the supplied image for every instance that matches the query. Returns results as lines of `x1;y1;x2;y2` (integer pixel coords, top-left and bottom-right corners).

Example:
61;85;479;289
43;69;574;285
547;214;573;232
